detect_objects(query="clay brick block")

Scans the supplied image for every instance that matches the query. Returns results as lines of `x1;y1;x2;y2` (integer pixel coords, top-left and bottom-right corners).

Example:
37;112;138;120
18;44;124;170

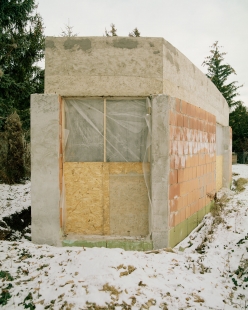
175;127;181;140
190;105;196;118
183;141;189;155
183;115;189;128
180;155;186;169
169;183;180;200
186;102;192;116
177;114;184;127
188;117;193;129
171;140;178;155
175;155;180;169
181;100;188;114
176;196;183;210
180;181;189;196
170;156;175;169
192;166;197;178
169;169;178;184
198;154;205;165
177;140;183;156
185;128;191;141
169;199;178;212
183;194;188;208
188;142;193;155
178;169;185;183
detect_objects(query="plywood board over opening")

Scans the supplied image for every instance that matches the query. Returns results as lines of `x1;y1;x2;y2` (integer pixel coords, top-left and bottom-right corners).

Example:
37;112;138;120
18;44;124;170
64;162;107;235
64;162;149;237
109;163;149;236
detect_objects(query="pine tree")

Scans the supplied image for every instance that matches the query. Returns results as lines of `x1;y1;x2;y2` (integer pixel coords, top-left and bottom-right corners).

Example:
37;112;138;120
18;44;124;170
202;41;243;108
129;27;141;37
5;112;25;184
0;0;45;132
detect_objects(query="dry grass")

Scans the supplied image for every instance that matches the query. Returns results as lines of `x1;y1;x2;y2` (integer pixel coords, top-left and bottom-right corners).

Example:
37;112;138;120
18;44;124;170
234;178;248;192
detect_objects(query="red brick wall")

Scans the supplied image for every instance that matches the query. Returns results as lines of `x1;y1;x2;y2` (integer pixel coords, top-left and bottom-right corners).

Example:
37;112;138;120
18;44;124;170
169;98;216;229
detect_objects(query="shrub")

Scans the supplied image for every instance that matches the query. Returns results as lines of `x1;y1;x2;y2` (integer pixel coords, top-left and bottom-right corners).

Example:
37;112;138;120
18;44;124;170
5;112;25;184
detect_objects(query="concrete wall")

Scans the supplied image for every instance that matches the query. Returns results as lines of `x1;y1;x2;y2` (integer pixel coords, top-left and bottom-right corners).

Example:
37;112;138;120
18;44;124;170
44;37;229;126
216;124;232;189
31;94;61;246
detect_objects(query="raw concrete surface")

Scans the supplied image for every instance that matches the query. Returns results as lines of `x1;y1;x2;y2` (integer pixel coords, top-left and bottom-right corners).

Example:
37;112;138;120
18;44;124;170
151;95;171;248
31;94;61;246
45;36;229;126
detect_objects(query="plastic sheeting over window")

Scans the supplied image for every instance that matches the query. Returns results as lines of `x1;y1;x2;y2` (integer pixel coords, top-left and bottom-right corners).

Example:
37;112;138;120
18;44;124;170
65;99;104;162
64;98;148;163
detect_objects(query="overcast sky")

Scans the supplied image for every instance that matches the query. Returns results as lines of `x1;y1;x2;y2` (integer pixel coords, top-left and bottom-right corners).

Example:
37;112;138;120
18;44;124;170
37;0;248;106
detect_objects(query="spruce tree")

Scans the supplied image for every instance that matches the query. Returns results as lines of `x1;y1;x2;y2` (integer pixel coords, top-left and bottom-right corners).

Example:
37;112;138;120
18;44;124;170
229;104;248;152
0;0;45;132
202;41;243;108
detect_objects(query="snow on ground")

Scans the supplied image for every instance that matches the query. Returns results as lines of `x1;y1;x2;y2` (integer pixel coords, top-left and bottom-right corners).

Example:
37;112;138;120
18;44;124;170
0;165;248;309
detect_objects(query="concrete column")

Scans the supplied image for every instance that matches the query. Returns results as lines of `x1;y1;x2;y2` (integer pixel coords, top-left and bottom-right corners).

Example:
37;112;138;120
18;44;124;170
151;95;170;249
31;94;61;246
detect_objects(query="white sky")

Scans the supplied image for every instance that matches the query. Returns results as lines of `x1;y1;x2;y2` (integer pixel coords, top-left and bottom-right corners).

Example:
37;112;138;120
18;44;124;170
37;0;248;106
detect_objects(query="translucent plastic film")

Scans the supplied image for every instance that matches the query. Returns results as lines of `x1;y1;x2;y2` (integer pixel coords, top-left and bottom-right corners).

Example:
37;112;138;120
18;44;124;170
106;100;147;162
65;99;104;162
64;98;148;162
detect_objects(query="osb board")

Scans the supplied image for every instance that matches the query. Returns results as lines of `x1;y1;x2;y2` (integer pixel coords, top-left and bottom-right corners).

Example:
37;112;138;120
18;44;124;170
64;162;149;236
109;163;149;236
64;162;108;235
216;155;223;191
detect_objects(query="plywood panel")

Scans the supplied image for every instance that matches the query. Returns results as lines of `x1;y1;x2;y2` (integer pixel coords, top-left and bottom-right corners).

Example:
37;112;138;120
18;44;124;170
109;163;149;236
216;155;223;191
64;162;104;234
64;162;149;237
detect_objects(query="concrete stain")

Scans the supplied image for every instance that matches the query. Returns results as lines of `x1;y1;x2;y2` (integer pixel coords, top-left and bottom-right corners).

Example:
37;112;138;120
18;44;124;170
45;40;55;49
113;38;138;49
166;51;180;72
164;40;178;55
153;50;160;54
64;38;91;51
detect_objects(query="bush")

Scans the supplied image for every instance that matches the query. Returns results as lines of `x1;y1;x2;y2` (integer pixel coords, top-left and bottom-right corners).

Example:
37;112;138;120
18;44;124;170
5;112;25;184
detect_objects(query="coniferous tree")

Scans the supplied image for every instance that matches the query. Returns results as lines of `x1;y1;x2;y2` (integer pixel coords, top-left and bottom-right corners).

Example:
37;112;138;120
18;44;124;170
104;24;141;37
0;0;45;132
105;24;118;36
229;104;248;152
5;112;25;184
60;21;78;37
202;41;243;108
129;27;141;37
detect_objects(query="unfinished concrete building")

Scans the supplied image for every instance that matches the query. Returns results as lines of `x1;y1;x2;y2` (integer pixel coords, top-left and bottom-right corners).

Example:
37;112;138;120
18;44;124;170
31;37;232;250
